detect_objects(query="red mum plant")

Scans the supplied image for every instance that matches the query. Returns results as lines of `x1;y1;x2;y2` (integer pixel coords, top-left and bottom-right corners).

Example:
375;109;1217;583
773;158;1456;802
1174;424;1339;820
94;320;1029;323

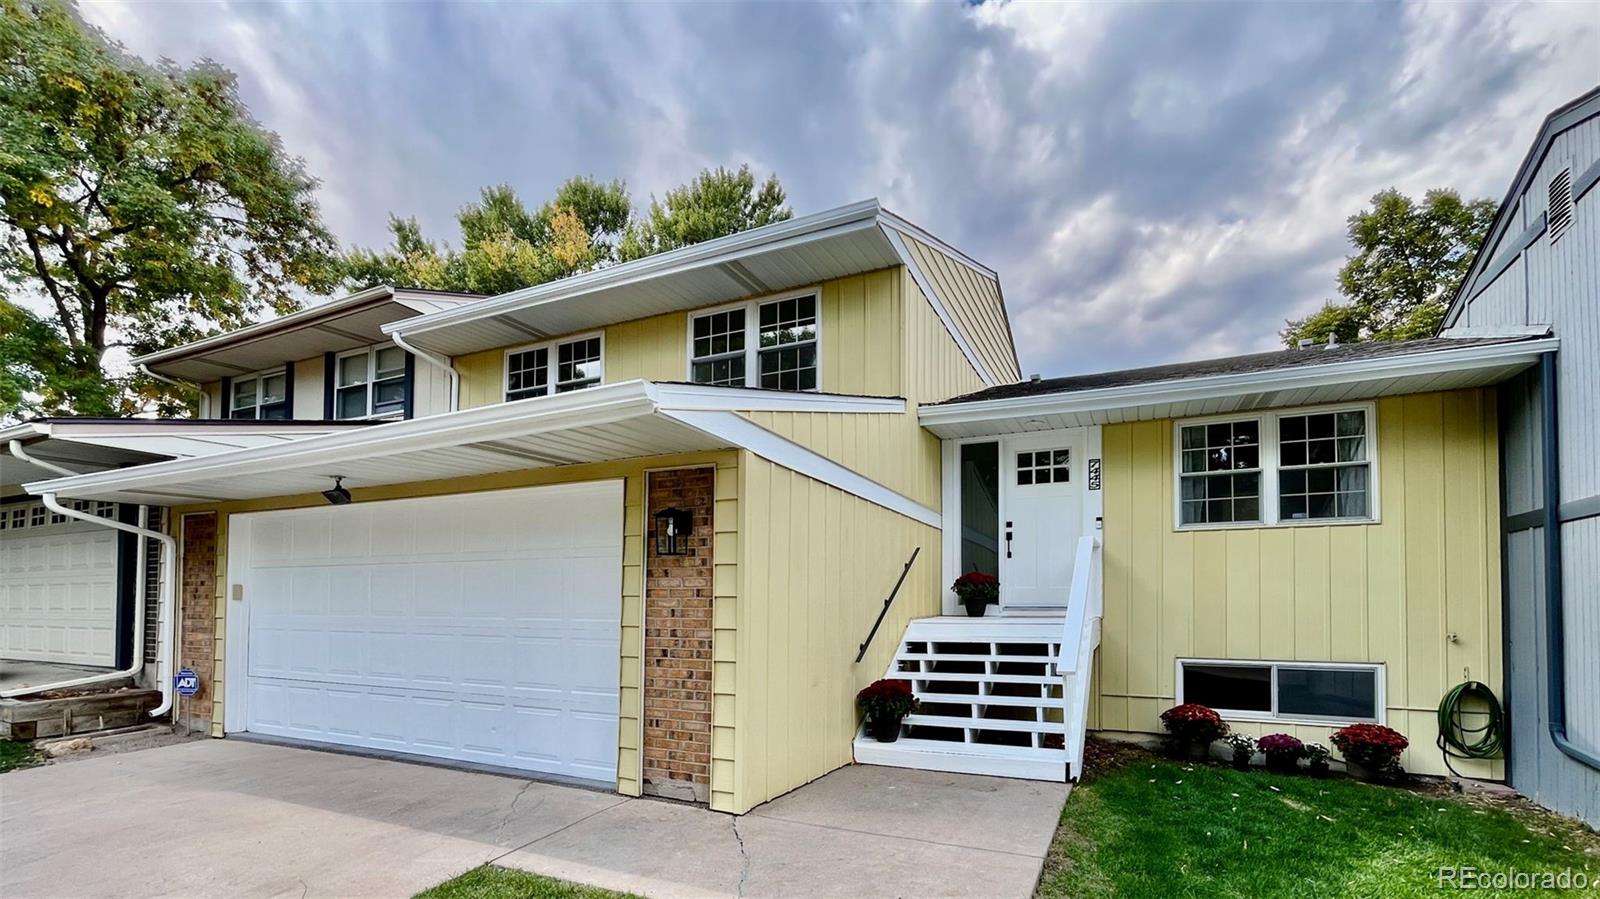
1331;724;1409;774
857;678;918;720
1257;733;1305;773
952;571;1000;617
1159;703;1228;750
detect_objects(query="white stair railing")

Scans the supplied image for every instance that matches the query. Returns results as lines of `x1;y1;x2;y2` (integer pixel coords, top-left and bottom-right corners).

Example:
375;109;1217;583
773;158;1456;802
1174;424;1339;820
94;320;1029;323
1057;534;1103;781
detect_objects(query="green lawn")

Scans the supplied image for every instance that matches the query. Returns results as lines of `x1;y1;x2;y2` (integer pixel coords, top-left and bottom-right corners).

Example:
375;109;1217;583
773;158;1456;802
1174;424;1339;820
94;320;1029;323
1038;752;1599;898
0;740;41;773
415;866;637;899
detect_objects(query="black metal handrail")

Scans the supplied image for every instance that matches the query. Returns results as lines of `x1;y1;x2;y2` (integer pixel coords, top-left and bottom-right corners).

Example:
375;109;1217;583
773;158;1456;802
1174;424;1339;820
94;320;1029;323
855;546;920;664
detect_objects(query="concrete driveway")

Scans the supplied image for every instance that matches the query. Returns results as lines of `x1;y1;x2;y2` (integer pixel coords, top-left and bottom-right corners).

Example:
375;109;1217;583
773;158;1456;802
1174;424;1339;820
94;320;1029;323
1;740;1068;899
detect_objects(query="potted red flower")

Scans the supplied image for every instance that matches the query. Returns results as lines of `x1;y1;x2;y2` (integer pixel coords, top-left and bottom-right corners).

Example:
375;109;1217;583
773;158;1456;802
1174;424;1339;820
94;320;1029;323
951;571;999;618
1159;703;1228;760
857;679;918;743
1330;723;1408;781
1257;733;1305;773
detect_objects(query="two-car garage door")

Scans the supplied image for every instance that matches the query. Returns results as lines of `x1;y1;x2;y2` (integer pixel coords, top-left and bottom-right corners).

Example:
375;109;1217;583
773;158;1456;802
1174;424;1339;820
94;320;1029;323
225;482;623;783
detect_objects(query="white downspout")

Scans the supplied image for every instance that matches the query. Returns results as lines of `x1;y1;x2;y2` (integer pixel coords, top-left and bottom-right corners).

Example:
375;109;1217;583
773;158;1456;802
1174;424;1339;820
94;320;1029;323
139;362;210;419
4;442;176;716
391;331;459;412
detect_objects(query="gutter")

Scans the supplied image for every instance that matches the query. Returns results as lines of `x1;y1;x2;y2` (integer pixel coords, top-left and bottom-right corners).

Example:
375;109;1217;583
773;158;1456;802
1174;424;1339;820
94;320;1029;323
2;443;176;716
139;363;210;419
391;330;459;413
1538;351;1600;771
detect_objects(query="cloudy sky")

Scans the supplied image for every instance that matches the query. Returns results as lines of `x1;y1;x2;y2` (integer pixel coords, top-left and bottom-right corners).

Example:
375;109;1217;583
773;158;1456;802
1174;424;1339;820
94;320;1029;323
82;1;1598;376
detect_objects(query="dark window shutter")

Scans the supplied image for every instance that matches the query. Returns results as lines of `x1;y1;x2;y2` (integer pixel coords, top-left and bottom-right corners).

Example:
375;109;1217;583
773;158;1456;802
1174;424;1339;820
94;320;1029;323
323;352;336;419
283;359;296;418
403;351;416;419
219;377;232;420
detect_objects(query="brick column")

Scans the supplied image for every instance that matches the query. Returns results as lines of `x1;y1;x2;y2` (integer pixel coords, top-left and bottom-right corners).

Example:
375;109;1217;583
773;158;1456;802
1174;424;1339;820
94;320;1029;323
643;467;715;802
178;512;217;733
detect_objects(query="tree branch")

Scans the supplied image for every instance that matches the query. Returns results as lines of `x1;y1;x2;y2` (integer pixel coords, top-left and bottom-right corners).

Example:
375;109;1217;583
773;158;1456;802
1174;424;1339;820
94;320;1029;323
22;230;83;347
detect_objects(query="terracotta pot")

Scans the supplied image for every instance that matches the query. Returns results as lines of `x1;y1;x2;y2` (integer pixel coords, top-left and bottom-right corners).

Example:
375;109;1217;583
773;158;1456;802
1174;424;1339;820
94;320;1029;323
961;595;988;618
869;714;904;743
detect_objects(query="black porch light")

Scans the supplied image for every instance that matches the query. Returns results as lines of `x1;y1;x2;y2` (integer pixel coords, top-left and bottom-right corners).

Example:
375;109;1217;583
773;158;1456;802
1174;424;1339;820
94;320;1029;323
654;507;693;555
321;476;352;506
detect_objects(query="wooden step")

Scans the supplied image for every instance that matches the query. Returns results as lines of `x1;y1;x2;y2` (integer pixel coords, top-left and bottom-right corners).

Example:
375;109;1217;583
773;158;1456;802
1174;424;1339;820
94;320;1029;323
908;671;1060;685
904;714;1065;734
853;734;1067;781
915;691;1065;709
897;652;1060;664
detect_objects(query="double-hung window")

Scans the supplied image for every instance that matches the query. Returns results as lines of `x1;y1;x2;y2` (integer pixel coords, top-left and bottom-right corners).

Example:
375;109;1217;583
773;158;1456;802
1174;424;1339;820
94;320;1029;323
336;346;407;419
229;370;289;420
688;291;819;391
1176;404;1375;528
504;333;604;401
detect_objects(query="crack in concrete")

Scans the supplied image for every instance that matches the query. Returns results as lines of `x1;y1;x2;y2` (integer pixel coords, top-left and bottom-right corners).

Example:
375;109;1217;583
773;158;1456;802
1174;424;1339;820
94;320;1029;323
296;877;309;899
731;815;751;898
496;780;540;843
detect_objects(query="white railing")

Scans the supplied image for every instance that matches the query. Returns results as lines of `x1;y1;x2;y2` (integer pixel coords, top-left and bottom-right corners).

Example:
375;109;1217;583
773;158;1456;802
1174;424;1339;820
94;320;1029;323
1057;534;1103;780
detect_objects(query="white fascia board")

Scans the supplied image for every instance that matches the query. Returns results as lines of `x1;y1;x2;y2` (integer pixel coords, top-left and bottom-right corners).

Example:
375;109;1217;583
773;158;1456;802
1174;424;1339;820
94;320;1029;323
0;422;46;443
880;224;1000;387
132;286;397;366
662;408;941;529
876;209;999;279
384;200;886;340
652;383;905;414
919;338;1560;428
25;380;663;498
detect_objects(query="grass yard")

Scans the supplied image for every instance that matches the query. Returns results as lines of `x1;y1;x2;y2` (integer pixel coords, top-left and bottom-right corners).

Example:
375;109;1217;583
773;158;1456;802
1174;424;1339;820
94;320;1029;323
0;740;41;773
1038;745;1599;898
415;866;637;899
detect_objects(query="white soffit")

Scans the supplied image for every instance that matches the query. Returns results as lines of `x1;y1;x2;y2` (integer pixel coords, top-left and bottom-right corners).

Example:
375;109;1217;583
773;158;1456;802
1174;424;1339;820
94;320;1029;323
919;338;1558;438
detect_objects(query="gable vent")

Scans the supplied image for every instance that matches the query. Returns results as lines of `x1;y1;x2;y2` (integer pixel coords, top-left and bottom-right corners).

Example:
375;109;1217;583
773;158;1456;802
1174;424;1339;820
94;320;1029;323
1549;168;1573;243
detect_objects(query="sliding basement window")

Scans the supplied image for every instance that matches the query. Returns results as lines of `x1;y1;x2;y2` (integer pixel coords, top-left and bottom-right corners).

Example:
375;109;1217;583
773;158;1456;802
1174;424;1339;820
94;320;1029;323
1177;659;1384;724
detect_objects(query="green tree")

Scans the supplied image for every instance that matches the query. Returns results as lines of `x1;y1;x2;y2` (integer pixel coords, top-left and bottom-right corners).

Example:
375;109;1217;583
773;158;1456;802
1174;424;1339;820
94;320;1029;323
0;0;340;419
620;164;791;261
1283;188;1497;346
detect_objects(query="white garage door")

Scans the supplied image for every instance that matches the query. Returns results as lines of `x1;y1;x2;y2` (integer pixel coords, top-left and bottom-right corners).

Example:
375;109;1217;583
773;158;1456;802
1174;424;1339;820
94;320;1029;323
226;481;624;783
1;503;119;666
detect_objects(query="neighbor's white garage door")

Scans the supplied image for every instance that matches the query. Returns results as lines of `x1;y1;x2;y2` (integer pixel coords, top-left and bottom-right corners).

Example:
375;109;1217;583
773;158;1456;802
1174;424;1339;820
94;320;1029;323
226;482;624;783
0;503;119;666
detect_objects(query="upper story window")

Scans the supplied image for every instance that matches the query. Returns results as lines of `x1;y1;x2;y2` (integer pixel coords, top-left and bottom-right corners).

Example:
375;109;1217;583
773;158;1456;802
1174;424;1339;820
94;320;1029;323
336;345;407;419
505;333;604;401
1176;404;1375;529
230;370;289;420
688;291;819;391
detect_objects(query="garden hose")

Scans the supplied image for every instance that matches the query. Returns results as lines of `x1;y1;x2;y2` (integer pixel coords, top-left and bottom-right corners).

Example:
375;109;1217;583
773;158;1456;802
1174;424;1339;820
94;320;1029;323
1436;680;1506;777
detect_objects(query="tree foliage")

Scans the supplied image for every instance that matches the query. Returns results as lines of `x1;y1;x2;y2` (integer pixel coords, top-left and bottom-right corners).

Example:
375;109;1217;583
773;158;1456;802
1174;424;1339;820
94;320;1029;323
343;164;791;294
0;0;340;418
1283;188;1497;347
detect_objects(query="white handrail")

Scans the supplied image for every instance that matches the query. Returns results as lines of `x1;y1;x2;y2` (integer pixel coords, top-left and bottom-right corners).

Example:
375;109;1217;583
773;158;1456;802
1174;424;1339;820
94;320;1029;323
1059;534;1103;781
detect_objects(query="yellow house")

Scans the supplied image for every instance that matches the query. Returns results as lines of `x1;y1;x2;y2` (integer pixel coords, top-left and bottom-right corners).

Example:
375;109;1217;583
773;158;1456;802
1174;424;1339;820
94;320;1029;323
15;199;1556;813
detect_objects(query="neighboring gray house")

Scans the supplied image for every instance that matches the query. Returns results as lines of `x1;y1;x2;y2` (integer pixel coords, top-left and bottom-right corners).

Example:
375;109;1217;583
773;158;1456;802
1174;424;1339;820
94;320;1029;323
1440;86;1600;825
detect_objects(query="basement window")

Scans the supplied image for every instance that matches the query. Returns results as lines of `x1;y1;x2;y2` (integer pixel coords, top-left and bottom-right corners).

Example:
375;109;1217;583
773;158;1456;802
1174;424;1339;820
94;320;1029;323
1178;659;1383;724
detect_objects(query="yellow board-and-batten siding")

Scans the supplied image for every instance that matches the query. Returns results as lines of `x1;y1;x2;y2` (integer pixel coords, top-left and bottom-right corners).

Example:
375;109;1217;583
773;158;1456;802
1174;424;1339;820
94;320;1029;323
897;233;1021;384
1095;390;1503;779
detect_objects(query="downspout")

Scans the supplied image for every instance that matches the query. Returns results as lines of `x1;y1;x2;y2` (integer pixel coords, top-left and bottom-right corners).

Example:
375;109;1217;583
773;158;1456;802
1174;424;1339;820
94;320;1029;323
1539;351;1600;770
139;363;209;419
4;445;175;714
391;331;458;412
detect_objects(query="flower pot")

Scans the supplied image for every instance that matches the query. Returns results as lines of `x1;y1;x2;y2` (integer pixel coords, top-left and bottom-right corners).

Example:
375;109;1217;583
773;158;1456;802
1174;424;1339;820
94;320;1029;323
1231;754;1253;771
1308;760;1330;778
961;596;988;618
868;714;904;743
1187;742;1212;762
1345;761;1381;781
1265;754;1300;774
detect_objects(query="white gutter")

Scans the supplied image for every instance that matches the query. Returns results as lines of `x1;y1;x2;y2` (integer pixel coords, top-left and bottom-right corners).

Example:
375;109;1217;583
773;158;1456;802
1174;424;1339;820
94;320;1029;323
3;445;176;714
8;438;78;477
391;330;459;413
139;363;210;419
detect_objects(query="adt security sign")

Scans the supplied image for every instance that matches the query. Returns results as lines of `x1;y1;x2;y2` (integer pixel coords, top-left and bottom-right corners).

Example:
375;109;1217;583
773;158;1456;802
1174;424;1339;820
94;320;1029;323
174;668;200;697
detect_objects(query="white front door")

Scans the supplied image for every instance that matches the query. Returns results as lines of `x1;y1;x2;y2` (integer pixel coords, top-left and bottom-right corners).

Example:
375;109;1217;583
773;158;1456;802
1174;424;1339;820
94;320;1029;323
1000;432;1086;611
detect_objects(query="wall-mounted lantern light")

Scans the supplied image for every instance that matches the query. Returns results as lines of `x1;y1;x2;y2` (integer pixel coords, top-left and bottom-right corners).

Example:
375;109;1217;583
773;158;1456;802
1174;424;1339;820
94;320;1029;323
654;507;694;556
321;476;352;506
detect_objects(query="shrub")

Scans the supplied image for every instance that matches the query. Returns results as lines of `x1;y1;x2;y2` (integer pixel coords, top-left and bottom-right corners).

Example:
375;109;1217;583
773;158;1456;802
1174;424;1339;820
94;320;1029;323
1258;733;1305;772
1159;703;1229;746
857;678;918;720
951;571;999;604
1330;723;1409;770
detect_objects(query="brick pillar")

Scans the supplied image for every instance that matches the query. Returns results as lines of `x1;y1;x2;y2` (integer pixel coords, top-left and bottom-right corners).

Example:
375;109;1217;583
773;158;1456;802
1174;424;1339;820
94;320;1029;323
178;512;217;733
643;467;715;802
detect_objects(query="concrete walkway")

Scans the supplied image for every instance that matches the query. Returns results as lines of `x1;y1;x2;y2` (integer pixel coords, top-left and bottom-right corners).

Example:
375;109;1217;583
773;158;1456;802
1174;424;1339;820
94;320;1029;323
0;739;1068;899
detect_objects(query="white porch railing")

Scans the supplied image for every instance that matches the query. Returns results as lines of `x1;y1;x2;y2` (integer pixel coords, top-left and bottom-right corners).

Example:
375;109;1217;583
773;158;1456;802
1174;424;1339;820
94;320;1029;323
1057;534;1103;780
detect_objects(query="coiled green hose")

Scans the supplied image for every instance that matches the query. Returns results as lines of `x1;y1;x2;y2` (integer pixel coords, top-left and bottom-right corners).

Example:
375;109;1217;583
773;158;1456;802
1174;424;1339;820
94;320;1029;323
1437;680;1506;776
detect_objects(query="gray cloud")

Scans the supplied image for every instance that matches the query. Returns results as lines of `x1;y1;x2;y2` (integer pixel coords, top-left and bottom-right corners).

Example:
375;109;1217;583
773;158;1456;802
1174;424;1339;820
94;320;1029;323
83;0;1599;376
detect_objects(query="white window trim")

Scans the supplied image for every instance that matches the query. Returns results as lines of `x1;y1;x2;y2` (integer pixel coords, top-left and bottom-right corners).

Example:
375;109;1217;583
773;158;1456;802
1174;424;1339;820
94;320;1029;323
1176;658;1387;727
335;345;408;420
1172;401;1380;531
501;331;606;402
684;287;823;391
228;367;288;420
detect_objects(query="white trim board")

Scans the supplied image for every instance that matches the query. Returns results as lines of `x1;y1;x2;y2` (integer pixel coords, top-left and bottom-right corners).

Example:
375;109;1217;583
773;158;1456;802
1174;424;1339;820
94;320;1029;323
881;224;1000;387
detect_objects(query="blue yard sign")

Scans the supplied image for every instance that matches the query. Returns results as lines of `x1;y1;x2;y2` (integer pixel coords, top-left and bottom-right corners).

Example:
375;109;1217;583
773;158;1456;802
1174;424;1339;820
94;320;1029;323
174;668;200;697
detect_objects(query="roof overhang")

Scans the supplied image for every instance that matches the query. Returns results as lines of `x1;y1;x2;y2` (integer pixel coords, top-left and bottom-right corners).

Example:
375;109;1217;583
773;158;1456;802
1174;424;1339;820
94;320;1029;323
133;287;483;382
919;337;1559;438
379;201;1001;384
22;383;936;526
2;419;367;488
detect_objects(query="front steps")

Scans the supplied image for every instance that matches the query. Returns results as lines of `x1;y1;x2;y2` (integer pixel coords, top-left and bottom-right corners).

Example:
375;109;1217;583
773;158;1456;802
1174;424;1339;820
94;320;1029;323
854;617;1070;781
